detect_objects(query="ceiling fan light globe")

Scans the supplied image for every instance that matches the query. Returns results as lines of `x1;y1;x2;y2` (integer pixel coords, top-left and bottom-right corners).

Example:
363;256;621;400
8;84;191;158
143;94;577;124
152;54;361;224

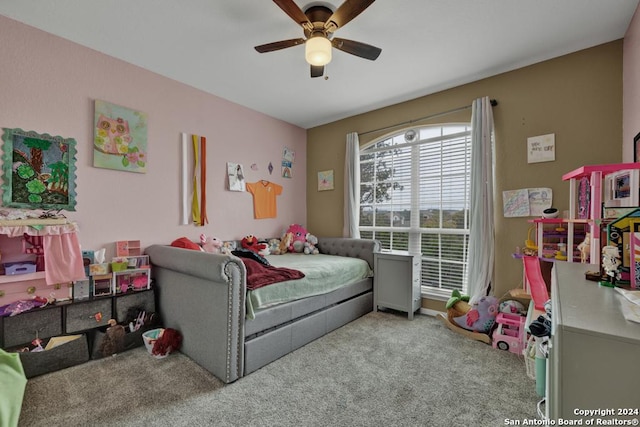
305;36;332;66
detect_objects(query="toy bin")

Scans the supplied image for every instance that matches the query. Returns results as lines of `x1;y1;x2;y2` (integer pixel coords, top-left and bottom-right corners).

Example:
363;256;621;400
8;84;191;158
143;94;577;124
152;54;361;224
142;328;167;359
16;334;89;378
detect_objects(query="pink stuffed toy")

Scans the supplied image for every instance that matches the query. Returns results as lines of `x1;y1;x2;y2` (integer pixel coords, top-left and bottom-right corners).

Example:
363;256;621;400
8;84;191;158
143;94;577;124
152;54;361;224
286;224;308;253
200;234;222;254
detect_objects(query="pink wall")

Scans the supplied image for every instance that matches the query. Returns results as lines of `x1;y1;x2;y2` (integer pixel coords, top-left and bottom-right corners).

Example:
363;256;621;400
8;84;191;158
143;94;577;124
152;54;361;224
624;3;640;160
0;16;307;258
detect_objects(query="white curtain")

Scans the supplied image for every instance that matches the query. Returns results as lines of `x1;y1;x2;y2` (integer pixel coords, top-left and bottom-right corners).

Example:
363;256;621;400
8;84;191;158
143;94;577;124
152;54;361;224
344;132;360;238
466;97;495;300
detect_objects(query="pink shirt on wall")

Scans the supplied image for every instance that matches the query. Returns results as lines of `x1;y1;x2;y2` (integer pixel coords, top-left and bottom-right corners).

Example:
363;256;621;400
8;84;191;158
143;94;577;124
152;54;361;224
246;181;283;219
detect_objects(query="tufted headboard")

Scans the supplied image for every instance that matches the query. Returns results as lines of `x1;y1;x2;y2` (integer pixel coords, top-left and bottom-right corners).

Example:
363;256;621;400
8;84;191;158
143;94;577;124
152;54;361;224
316;237;381;270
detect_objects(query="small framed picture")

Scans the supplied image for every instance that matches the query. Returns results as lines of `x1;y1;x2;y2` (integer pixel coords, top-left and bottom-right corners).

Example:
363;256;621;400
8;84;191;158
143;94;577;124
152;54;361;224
318;170;334;191
634;131;640;163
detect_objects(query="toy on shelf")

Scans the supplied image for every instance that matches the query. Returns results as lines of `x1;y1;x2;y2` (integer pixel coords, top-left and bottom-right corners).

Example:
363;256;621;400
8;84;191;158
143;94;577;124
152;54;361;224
527;218;588;262
492;312;526;354
577;232;591;264
524;227;538;252
600;245;621;287
523;256;549;311
605;207;640;284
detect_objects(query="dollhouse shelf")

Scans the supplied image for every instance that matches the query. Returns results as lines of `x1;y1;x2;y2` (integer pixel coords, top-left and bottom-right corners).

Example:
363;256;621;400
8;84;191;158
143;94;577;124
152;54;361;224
528;218;588;262
562;163;640;266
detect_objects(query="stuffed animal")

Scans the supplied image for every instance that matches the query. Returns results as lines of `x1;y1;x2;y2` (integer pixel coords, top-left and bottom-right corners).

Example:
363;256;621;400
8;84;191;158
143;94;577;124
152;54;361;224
268;238;282;255
200;234;222;254
303;233;319;255
451;295;499;333
99;319;126;357
241;235;268;255
445;289;471;324
279;232;293;254
286;224;308;253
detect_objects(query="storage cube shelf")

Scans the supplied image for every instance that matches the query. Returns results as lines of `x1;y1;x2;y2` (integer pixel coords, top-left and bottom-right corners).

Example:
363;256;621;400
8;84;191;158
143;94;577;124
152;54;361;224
0;288;156;376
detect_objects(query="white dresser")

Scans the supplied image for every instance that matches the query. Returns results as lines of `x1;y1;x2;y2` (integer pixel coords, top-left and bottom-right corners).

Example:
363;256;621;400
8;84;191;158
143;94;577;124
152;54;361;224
548;262;640;421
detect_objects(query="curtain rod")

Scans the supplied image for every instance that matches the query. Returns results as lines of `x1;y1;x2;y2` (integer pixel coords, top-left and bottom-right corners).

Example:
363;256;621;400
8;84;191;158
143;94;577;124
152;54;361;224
358;99;498;137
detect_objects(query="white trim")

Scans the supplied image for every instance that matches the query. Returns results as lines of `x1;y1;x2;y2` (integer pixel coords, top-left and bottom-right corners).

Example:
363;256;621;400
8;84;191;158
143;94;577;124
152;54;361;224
421;287;451;302
420;307;446;317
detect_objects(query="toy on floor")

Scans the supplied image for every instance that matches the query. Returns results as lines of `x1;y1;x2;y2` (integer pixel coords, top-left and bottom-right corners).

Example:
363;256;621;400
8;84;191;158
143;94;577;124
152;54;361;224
492;312;526;354
445;289;471;323
151;328;182;357
451;295;499;333
437;290;496;344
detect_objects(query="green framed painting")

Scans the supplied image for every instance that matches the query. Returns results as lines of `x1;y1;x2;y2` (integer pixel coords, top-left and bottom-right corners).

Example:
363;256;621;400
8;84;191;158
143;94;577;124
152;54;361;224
93;99;147;173
1;128;78;211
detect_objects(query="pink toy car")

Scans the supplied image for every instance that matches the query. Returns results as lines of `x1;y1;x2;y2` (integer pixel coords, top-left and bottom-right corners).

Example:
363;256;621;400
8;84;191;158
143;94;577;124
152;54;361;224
492;312;526;354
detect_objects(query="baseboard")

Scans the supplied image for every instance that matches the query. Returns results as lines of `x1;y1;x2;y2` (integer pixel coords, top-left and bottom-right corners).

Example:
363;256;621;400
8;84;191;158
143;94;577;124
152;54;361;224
420;307;445;317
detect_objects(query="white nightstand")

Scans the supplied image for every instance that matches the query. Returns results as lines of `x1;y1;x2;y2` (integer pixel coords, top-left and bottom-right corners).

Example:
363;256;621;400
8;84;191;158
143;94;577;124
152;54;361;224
373;250;421;320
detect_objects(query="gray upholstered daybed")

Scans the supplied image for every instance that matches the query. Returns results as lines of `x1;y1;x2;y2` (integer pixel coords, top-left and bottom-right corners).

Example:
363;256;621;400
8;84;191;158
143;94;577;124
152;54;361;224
145;237;379;383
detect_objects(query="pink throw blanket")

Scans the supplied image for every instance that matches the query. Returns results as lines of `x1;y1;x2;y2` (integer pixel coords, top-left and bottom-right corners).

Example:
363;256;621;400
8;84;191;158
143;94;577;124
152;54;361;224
241;258;305;290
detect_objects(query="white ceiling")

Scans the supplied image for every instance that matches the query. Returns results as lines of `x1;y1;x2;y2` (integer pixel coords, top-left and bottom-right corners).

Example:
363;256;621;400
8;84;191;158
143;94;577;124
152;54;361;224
1;0;638;129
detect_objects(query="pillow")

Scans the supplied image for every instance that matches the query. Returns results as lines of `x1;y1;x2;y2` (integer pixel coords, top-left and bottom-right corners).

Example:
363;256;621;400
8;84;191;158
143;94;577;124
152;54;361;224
231;249;270;266
171;237;202;251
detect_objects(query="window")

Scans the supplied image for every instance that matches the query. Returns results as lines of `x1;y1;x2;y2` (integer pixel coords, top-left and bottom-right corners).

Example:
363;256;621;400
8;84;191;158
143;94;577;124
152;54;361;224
359;124;471;296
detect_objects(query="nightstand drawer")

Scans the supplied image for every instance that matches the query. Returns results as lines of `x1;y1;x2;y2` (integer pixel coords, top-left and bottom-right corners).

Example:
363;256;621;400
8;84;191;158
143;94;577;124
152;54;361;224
3;306;62;347
65;299;112;333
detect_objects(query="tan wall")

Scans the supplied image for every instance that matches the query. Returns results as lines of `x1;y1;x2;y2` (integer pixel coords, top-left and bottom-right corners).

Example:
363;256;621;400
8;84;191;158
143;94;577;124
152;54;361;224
307;41;623;309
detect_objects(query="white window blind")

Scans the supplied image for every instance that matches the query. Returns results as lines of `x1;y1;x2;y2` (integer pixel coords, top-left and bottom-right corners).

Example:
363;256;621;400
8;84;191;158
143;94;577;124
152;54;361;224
359;125;471;294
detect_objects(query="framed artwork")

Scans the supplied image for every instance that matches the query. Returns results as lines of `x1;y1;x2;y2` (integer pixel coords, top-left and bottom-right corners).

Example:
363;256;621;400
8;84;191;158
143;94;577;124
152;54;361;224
94;99;148;173
318;169;334;191
1;128;78;211
634;131;640;163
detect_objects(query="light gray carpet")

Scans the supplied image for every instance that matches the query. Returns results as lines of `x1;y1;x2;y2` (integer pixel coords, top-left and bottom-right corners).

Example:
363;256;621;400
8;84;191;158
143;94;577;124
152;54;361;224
18;312;540;426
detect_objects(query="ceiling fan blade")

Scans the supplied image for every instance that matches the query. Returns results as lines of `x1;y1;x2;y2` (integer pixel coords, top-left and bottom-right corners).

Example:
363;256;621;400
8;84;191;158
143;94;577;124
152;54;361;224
325;0;376;32
254;38;305;53
332;38;381;60
273;0;312;30
310;65;324;78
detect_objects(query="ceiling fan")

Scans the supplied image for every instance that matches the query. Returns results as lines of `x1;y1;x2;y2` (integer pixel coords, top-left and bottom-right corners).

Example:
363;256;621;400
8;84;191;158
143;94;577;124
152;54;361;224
254;0;382;78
